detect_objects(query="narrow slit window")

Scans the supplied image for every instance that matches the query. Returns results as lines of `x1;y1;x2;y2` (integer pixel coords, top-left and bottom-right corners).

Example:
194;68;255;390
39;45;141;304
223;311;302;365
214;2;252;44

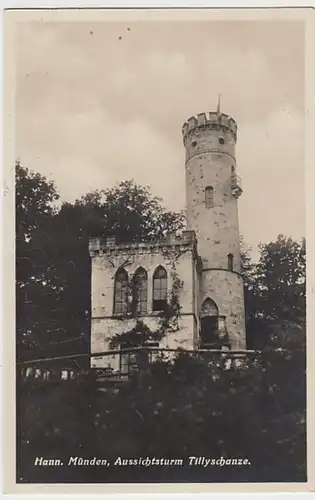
205;186;214;208
228;253;234;271
114;268;129;314
153;266;167;312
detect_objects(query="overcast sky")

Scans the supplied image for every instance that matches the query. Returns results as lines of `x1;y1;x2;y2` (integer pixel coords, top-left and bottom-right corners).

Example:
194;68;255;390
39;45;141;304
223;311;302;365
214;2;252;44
16;20;305;256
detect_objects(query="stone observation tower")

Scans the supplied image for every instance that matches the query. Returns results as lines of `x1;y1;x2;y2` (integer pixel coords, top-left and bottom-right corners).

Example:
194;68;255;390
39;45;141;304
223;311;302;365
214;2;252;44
88;100;247;372
182;100;246;349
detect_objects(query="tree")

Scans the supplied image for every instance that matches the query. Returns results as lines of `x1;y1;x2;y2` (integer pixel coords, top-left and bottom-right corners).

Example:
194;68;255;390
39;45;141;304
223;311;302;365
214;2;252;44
241;235;306;349
16;162;60;359
17;335;306;483
16;160;59;242
77;181;185;242
256;235;306;322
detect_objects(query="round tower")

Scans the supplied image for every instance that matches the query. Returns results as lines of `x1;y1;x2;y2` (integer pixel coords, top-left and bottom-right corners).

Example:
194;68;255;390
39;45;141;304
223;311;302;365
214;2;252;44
182;107;246;350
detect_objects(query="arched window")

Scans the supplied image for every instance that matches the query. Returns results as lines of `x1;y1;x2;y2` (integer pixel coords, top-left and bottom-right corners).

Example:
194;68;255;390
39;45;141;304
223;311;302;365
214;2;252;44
200;298;219;347
201;297;219;318
153;266;167;311
113;268;129;314
228;253;234;271
205;186;214;208
132;267;148;315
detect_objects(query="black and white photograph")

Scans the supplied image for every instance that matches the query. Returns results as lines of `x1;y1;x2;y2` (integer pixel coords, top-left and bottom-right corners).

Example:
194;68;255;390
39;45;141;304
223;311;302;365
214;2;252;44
3;7;312;492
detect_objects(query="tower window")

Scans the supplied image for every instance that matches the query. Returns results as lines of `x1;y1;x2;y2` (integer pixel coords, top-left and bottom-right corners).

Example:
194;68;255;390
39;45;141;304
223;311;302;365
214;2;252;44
219;137;225;145
205;186;214;209
132;267;148;315
228;253;234;271
201;297;219;317
113;268;129;314
191;141;197;147
153;266;167;311
200;298;219;348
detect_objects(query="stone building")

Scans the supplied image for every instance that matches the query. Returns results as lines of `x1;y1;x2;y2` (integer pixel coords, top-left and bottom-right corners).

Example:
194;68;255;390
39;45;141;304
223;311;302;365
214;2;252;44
89;105;246;371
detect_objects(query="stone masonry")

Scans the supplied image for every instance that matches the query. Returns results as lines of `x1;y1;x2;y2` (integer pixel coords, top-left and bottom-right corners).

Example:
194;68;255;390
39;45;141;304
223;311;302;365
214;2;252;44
89;107;246;370
182;110;246;349
89;231;200;369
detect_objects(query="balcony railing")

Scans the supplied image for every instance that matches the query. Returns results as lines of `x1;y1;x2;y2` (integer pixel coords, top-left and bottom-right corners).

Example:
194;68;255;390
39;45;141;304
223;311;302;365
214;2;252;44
231;174;243;198
17;347;258;387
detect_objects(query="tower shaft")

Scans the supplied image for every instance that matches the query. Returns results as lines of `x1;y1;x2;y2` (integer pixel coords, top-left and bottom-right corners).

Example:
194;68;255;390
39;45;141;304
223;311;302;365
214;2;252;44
182;111;246;349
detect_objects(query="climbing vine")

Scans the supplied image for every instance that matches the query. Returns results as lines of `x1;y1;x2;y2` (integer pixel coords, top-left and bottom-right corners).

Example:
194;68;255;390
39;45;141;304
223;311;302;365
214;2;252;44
157;261;183;334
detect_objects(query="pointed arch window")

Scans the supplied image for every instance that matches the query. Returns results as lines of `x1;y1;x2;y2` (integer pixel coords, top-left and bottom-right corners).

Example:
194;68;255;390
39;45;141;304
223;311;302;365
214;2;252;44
200;297;219;347
132;267;148;315
205;186;214;208
113;268;129;314
201;298;219;318
228;253;234;271
153;266;168;311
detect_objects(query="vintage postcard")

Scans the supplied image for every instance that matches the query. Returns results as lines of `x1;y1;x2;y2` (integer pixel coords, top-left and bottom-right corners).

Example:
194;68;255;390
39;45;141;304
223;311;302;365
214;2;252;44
2;6;315;495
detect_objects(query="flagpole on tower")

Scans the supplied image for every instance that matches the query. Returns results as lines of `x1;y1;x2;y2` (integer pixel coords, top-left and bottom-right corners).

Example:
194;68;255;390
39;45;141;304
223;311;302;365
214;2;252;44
217;94;221;114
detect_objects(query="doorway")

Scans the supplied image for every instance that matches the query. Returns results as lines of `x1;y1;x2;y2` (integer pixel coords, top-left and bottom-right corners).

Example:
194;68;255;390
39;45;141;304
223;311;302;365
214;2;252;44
200;298;220;348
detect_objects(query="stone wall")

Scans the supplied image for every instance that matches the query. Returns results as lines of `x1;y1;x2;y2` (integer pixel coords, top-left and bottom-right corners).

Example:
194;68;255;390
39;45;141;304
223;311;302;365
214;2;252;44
91;315;196;369
184;129;241;272
201;270;246;349
90;236;198;369
183;111;246;349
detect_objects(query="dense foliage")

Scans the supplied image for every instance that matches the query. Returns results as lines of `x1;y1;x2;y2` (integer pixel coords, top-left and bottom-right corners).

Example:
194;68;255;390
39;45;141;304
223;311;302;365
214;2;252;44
18;324;306;483
241;235;305;349
16;162;306;483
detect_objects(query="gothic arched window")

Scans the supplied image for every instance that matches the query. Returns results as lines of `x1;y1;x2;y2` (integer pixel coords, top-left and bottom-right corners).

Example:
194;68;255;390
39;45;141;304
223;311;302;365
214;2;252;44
132;267;148;315
228;253;234;271
153;266;167;311
205;186;214;208
113;268;129;314
200;297;219;347
200;297;219;318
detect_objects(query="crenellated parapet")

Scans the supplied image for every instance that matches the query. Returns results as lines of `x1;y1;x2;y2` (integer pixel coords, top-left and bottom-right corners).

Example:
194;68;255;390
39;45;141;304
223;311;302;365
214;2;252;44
89;230;198;258
182;111;237;145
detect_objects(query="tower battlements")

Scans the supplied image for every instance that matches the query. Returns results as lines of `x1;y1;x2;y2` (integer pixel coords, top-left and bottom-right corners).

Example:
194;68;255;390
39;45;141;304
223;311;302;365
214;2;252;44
88;230;197;257
182;112;237;145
